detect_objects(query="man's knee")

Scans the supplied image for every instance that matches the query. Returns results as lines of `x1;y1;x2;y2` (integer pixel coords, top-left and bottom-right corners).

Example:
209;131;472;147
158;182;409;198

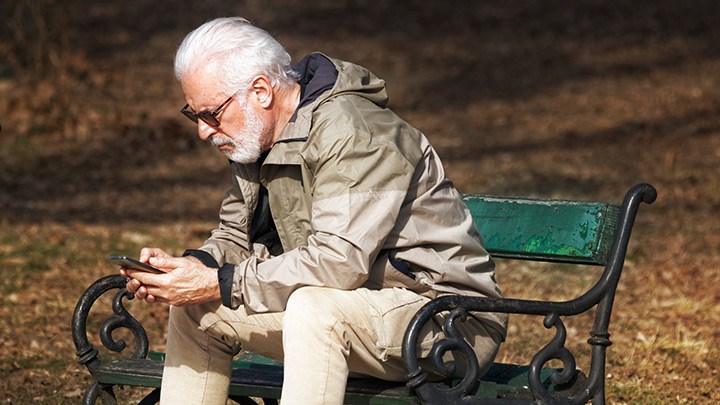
168;301;224;334
286;286;332;306
285;287;329;317
168;302;244;354
283;287;346;332
169;300;206;318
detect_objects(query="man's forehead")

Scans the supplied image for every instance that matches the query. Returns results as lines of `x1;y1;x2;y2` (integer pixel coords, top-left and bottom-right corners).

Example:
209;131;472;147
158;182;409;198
181;64;226;110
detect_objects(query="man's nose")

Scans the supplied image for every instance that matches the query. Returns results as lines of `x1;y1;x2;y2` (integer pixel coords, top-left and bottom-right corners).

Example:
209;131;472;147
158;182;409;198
197;120;215;141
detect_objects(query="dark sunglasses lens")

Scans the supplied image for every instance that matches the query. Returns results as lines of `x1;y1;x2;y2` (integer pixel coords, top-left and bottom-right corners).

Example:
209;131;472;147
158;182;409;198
197;112;220;127
181;109;199;123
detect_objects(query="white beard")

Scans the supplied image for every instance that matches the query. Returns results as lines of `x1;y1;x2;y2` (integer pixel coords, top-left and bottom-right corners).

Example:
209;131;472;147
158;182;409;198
210;102;267;164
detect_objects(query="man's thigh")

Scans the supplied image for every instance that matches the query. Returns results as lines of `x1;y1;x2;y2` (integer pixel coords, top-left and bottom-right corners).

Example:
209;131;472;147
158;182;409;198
284;287;501;380
282;286;439;380
198;286;499;380
194;301;286;361
204;287;427;353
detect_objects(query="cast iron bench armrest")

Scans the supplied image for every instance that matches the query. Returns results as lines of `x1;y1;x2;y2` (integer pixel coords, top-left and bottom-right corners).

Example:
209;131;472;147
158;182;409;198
402;183;656;404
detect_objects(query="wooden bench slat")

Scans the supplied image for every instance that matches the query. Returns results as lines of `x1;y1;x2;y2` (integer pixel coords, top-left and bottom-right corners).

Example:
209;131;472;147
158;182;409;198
94;358;163;388
463;195;619;265
95;358;414;403
96;352;577;403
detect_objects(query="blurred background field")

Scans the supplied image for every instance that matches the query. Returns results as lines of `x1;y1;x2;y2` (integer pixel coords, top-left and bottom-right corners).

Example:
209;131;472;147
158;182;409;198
0;1;718;403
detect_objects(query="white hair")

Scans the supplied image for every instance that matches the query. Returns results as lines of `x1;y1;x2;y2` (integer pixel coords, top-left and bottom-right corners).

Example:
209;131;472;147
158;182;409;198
174;17;299;94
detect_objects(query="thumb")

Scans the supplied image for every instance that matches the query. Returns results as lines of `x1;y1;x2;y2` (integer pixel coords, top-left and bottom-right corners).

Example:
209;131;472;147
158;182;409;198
148;256;183;270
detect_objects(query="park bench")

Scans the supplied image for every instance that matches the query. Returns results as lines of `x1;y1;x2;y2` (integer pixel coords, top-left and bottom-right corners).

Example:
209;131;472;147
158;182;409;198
72;183;656;404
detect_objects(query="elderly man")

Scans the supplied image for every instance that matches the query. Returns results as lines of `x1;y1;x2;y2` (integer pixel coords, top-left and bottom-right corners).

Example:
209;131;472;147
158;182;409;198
122;17;506;404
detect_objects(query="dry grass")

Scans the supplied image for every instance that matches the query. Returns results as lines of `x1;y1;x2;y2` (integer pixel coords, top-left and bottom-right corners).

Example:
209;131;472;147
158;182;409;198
1;1;718;403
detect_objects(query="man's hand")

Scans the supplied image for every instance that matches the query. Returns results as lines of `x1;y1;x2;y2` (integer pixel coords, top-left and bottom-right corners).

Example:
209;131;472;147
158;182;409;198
121;248;221;306
120;247;170;299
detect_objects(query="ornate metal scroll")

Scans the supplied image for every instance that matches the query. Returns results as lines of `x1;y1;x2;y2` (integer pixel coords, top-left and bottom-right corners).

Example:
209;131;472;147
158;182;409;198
527;313;581;403
71;274;149;405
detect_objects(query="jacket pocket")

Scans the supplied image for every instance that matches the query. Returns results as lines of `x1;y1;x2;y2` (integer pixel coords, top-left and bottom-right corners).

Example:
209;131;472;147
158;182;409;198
359;288;440;361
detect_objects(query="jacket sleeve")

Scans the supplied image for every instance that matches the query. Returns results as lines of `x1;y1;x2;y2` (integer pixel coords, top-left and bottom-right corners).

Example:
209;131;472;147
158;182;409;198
230;117;423;313
196;164;254;267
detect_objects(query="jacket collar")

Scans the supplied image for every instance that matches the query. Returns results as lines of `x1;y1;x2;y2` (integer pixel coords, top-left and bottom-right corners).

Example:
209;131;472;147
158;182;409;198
265;53;339;165
264;52;388;165
275;53;339;144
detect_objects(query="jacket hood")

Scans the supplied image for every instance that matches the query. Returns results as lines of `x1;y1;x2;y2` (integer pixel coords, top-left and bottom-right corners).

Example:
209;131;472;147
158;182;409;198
274;53;388;144
293;53;388;110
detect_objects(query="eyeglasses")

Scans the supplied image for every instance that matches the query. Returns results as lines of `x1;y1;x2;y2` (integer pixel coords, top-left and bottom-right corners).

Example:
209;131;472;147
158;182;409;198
181;95;235;127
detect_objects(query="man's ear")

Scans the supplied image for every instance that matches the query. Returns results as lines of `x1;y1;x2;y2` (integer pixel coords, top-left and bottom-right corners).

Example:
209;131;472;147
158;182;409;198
249;75;274;108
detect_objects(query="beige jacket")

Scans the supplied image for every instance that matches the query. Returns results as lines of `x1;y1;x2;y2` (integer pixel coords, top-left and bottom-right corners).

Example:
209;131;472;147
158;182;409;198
193;54;506;335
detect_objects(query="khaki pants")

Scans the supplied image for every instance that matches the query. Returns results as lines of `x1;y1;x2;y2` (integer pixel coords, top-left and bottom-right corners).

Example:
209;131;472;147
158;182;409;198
160;286;501;405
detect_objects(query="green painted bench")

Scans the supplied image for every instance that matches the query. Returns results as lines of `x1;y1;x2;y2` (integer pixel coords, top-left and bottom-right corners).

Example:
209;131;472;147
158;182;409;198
72;183;656;404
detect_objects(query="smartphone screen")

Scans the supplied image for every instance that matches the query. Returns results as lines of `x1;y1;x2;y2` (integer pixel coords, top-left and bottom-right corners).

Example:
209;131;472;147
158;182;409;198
108;255;163;274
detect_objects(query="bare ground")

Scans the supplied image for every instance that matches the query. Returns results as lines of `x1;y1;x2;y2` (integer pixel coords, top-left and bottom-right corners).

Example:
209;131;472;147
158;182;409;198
0;1;718;403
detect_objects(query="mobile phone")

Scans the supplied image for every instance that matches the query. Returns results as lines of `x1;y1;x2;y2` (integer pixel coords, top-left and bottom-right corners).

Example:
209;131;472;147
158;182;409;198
108;255;163;274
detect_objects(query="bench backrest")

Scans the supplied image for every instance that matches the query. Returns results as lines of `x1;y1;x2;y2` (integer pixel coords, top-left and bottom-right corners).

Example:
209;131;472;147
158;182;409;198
463;195;620;265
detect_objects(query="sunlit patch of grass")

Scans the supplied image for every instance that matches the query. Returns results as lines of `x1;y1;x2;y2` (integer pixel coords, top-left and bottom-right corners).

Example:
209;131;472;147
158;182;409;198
0;221;199;271
654;296;719;317
0;231;62;273
635;329;710;361
0;229;63;296
607;376;665;404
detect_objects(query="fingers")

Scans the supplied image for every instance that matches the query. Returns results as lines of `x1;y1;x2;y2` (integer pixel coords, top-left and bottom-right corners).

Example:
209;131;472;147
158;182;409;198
142;288;167;304
124;269;163;303
139;247;171;262
125;268;163;285
124;276;146;300
147;256;185;270
120;252;202;306
124;279;166;304
120;248;175;305
135;285;148;300
125;276;142;293
134;284;168;304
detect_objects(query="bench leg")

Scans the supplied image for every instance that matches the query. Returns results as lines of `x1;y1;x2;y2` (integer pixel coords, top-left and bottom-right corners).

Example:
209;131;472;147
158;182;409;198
228;396;278;405
592;380;606;405
138;388;161;405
